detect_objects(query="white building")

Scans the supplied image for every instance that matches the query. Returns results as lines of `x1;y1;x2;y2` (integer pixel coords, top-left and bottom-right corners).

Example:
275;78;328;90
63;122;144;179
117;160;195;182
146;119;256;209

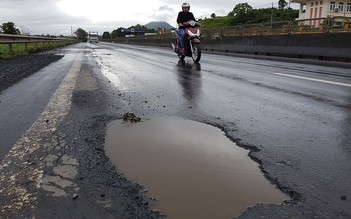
292;0;351;26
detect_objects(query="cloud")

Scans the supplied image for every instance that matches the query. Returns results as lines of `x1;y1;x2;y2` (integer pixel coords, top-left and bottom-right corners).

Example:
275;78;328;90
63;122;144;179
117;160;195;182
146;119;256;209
0;0;143;35
0;0;299;35
158;5;174;12
148;5;176;25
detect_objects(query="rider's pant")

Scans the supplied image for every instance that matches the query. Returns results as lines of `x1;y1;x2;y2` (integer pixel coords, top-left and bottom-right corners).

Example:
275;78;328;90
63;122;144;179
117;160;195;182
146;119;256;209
178;29;186;49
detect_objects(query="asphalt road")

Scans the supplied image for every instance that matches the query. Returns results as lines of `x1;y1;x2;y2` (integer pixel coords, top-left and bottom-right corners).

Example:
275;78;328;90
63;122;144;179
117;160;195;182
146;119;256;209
0;42;350;218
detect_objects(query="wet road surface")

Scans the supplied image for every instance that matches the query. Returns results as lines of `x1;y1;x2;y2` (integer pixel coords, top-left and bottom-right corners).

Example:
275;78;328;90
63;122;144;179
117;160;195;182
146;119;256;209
0;42;350;218
0;53;70;161
93;42;351;218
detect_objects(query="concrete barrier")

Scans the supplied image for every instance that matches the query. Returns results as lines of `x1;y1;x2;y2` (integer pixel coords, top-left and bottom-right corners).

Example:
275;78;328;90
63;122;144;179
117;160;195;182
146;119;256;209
106;32;351;61
201;33;351;61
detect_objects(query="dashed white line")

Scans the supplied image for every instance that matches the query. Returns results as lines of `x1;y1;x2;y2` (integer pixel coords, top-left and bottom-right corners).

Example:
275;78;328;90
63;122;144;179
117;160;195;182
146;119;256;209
274;73;351;88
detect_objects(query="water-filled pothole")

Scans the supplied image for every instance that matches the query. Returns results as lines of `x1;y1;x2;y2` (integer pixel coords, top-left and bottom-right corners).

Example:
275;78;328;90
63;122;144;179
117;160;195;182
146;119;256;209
105;118;288;218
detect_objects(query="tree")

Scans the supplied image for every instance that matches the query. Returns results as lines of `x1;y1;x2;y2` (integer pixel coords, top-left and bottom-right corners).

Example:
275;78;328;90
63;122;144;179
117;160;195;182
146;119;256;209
1;22;21;35
74;28;87;40
20;26;31;35
111;27;125;38
201;6;298;29
228;3;253;16
278;0;287;10
102;31;111;39
227;3;253;24
274;7;299;20
211;13;216;18
129;24;148;31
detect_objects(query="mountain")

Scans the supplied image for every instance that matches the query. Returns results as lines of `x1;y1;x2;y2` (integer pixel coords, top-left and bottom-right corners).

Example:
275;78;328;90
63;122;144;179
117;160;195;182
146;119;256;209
144;21;175;30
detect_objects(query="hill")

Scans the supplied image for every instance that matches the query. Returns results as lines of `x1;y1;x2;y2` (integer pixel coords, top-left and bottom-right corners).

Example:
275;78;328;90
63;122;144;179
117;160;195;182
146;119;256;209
144;21;175;30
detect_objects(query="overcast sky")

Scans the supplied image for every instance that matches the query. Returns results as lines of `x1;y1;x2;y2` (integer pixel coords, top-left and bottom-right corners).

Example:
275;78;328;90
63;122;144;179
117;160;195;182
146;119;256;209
0;0;298;36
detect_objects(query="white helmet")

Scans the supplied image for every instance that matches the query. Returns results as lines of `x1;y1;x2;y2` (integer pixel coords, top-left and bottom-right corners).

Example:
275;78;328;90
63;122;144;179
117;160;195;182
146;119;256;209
182;3;190;9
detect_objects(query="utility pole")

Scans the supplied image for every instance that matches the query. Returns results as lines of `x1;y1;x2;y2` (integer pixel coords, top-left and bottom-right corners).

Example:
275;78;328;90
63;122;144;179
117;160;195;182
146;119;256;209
271;2;274;28
71;26;73;36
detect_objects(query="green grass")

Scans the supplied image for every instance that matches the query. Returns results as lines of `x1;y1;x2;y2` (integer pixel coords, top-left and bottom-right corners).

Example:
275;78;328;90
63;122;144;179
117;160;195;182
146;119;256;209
199;16;235;29
0;42;69;59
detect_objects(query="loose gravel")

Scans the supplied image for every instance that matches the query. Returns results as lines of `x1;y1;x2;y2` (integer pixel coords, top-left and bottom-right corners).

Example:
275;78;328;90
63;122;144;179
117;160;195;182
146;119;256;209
0;52;64;92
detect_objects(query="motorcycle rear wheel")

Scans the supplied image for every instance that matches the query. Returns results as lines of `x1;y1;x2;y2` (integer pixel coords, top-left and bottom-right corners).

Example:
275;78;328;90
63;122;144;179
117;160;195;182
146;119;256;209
191;43;201;63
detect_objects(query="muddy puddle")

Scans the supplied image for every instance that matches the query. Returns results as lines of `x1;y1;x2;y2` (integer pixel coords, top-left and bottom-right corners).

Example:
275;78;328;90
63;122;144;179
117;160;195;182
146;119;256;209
105;118;288;218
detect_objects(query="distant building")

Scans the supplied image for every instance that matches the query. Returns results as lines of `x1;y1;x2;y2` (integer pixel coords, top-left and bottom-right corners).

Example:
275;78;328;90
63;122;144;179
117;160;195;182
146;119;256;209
292;0;351;26
158;28;172;34
123;28;145;37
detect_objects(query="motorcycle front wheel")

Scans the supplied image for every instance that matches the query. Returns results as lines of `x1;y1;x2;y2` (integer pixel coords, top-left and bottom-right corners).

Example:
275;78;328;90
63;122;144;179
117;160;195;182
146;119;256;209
191;43;201;63
178;54;185;60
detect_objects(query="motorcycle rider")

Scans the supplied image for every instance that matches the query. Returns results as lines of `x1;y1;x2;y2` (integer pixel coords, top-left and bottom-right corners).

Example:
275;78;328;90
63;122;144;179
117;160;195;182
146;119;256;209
177;3;196;54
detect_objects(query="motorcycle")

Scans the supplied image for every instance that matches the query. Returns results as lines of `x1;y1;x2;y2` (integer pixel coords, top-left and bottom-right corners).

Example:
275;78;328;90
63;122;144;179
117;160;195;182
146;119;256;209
172;20;201;63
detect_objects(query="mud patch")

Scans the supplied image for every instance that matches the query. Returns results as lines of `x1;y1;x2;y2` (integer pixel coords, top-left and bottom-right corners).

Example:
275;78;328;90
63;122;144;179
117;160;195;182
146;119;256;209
105;118;288;218
122;112;142;123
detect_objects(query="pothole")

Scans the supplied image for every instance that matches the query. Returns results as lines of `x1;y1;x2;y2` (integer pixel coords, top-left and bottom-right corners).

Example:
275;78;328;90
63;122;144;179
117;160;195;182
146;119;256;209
105;118;288;218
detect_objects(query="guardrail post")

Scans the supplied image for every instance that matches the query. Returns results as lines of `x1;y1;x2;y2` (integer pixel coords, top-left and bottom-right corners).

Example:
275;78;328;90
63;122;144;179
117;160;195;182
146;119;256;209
287;21;292;34
324;17;332;33
35;42;38;50
24;42;28;51
42;42;45;49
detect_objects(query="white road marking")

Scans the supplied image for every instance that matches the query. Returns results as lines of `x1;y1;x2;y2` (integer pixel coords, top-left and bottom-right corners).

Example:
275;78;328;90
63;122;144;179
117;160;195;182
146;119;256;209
274;73;351;88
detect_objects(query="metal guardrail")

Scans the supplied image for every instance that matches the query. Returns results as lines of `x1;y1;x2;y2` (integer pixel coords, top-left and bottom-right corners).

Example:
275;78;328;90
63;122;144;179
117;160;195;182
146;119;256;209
201;16;351;39
103;17;351;44
0;33;76;54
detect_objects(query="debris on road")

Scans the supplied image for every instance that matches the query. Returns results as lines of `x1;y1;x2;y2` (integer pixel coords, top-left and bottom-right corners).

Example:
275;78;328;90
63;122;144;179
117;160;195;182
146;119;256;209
73;194;78;200
122;113;142;123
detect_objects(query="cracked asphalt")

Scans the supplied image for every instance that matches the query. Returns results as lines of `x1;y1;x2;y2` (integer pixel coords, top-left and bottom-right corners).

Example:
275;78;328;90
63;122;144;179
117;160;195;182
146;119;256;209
0;45;161;218
0;42;351;218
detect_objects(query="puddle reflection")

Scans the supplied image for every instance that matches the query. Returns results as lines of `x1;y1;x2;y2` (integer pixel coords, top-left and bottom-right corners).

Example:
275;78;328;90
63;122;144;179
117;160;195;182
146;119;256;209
176;61;202;103
105;118;288;219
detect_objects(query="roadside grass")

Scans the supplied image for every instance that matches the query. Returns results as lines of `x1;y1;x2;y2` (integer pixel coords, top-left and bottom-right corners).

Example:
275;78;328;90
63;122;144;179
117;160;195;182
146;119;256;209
0;42;70;59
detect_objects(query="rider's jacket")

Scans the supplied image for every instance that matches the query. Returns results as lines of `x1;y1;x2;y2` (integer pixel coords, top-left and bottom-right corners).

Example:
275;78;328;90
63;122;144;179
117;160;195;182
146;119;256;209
177;11;196;28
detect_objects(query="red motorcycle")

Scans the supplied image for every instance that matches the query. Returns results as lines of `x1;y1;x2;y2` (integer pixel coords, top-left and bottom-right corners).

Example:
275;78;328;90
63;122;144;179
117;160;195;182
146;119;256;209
172;20;201;63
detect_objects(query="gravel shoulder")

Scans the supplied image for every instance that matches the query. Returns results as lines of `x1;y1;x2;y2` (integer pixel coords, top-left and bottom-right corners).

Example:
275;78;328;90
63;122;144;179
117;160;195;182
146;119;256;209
0;51;64;92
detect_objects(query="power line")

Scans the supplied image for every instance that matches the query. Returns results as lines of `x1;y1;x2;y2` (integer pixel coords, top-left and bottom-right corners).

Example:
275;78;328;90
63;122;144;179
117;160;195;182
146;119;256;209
253;2;278;9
